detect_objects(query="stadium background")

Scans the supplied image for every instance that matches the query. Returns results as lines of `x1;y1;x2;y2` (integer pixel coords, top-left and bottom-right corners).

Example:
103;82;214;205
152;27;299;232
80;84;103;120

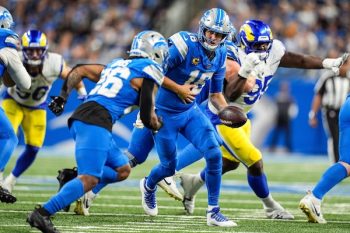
1;0;350;155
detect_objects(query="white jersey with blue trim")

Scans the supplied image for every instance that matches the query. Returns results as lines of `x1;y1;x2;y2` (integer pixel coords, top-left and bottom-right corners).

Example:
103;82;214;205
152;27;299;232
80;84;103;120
5;52;64;108
87;57;164;123
156;31;227;112
231;39;286;113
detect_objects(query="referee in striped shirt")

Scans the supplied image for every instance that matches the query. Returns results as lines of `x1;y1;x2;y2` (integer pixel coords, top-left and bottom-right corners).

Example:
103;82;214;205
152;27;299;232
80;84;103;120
309;59;350;163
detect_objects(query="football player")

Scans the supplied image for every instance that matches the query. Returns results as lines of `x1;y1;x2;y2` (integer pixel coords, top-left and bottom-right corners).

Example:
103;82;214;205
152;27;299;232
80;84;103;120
0;6;31;203
1;29;87;197
171;19;348;219
140;8;239;227
27;30;169;233
299;60;350;223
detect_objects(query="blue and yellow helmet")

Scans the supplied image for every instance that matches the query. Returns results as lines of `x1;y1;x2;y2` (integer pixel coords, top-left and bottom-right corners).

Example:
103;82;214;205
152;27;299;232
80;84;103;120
239;20;273;57
21;29;48;65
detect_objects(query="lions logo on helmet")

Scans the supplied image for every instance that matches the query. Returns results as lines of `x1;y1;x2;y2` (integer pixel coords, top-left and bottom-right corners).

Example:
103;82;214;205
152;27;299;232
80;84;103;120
21;29;48;66
198;8;232;51
239;20;273;60
0;6;14;29
129;30;169;72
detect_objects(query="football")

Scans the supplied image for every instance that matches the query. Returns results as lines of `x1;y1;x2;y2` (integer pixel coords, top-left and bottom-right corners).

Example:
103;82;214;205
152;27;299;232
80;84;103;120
218;106;247;128
2;70;15;87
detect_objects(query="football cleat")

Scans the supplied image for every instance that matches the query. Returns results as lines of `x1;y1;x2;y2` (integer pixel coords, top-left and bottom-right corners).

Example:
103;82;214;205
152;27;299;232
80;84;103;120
0;186;16;203
179;173;204;214
56;167;77;212
207;207;237;227
140;177;158;216
299;191;326;224
74;190;96;216
265;207;294;220
157;176;183;201
27;205;60;233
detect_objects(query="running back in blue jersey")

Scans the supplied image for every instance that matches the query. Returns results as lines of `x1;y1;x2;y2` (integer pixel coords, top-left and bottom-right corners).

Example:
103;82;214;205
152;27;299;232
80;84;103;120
156;31;227;112
87;58;164;123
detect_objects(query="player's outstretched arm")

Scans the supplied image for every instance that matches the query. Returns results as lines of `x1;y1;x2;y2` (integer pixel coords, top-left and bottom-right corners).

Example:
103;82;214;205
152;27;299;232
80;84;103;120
280;51;349;75
59;64;105;100
60;64;87;98
49;64;105;116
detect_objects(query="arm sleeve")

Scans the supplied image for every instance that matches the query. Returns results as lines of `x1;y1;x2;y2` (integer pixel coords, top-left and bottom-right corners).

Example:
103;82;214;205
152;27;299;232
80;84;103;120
210;64;226;93
0;47;31;89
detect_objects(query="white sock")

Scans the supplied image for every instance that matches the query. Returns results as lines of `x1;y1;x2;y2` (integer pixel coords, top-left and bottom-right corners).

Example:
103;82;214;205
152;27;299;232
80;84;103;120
261;194;281;209
207;205;219;211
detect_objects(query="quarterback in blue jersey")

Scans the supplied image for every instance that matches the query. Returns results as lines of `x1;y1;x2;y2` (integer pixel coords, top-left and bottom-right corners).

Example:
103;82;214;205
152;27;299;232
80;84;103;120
171;19;348;220
0;6;31;204
26;30;169;233
140;8;237;227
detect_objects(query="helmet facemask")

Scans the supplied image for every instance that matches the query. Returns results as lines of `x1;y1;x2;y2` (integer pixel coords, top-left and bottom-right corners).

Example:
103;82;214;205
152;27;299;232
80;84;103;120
198;8;232;51
21;30;48;66
239;20;273;60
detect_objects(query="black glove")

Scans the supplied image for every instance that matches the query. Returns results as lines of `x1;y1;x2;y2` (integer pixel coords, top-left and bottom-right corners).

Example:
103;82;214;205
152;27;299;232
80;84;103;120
48;96;66;116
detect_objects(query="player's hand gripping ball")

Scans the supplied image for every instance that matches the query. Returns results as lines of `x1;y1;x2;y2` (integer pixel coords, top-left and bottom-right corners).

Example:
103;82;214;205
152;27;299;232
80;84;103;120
2;71;15;87
218;106;247;128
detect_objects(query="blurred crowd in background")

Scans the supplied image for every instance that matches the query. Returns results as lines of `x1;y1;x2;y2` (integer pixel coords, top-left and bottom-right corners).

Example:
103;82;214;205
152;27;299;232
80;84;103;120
2;0;349;78
1;0;349;154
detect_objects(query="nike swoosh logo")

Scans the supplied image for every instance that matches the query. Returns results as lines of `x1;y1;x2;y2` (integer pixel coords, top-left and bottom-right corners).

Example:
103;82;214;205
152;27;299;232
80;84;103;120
163;179;172;185
311;203;320;217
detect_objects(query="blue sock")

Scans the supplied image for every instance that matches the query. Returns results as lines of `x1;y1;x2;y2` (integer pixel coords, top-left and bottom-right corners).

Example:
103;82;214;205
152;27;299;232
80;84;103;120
43;178;84;215
247;173;269;198
205;147;222;206
92;166;118;194
0;118;18;171
313;163;348;200
176;143;204;171
12;145;39;177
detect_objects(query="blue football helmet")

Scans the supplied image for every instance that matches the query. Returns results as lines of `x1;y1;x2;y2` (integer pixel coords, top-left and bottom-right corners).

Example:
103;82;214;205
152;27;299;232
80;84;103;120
21;29;48;66
129;30;169;72
239;20;273;60
198;8;232;51
0;6;14;29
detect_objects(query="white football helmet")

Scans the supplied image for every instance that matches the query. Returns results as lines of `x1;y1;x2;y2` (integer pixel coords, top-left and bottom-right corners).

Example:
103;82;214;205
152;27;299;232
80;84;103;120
129;30;169;72
0;6;14;29
198;8;232;51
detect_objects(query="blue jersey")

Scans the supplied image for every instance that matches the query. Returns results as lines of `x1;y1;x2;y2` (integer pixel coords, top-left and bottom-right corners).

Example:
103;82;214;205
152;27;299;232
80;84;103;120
225;40;240;64
156;31;227;112
87;58;164;123
0;28;18;49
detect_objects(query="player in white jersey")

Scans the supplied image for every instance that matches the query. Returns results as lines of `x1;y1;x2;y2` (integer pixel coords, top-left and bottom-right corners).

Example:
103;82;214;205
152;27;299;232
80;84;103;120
171;19;348;219
0;6;31;203
1;29;86;199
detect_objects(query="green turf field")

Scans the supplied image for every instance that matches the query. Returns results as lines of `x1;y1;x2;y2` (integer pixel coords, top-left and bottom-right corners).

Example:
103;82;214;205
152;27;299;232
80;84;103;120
1;153;350;233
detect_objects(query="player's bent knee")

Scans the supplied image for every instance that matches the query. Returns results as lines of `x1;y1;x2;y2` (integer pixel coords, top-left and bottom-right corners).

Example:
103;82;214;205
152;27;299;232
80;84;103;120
339;161;350;176
116;164;131;181
222;157;240;174
78;175;99;192
248;159;264;176
204;146;222;162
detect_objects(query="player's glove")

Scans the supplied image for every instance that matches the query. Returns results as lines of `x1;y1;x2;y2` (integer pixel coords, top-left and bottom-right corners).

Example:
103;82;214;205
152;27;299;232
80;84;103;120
322;52;349;75
48;96;66;116
238;52;262;78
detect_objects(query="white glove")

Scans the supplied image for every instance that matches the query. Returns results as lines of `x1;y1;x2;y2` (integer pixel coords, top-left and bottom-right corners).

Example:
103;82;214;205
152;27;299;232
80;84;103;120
322;52;349;75
238;52;262;78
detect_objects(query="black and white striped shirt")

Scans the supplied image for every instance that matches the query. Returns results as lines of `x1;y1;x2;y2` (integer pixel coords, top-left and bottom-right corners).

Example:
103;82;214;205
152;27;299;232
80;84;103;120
315;70;350;110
